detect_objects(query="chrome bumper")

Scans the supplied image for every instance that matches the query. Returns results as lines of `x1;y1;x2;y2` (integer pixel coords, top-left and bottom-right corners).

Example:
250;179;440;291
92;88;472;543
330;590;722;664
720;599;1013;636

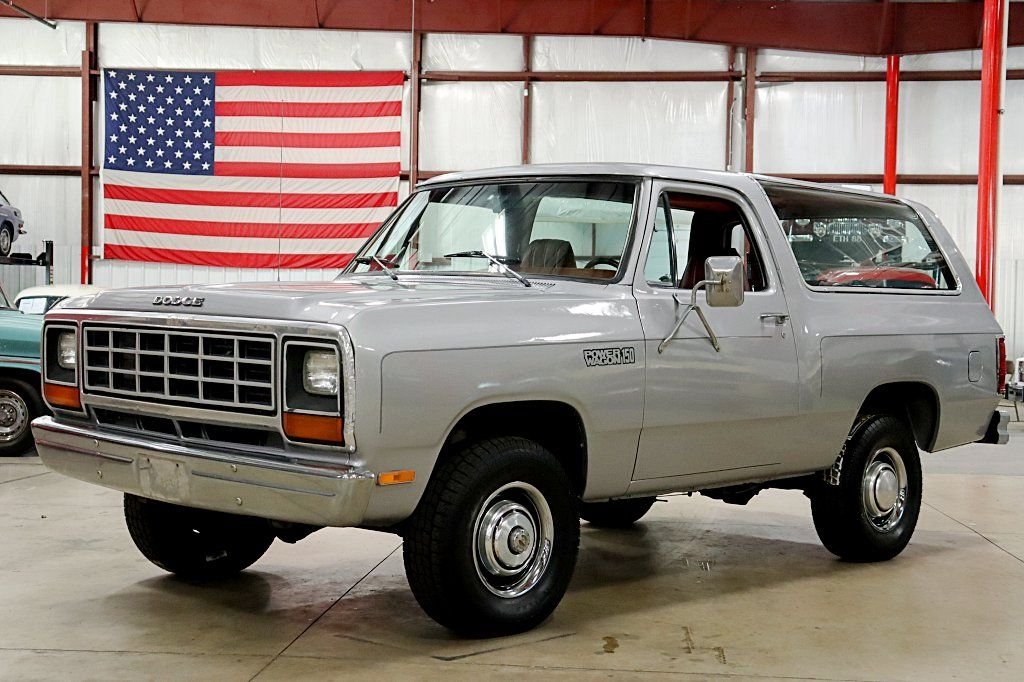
977;409;1010;445
31;416;375;526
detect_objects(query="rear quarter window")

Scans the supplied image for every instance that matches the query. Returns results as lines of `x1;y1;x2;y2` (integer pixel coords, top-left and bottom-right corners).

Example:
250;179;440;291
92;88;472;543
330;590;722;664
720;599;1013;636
759;182;957;292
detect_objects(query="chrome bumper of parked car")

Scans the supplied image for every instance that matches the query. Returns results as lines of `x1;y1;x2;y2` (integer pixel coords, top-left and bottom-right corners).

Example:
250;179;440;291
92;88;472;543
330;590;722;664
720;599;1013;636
977;409;1010;445
31;416;375;526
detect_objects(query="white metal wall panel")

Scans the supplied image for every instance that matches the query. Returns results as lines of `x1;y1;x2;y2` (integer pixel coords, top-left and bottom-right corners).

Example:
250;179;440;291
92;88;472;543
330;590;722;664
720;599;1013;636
531;82;727;168
898;81;980;174
757;50;885;73
419;81;523;170
99;23;410;70
0;175;80;298
532;36;729;71
0;18;85;66
0;76;81;165
423;33;524;71
755;81;884;173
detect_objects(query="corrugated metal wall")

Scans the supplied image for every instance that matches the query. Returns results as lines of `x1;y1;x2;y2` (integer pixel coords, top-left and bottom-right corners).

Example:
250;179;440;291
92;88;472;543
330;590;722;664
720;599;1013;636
1;18;1022;358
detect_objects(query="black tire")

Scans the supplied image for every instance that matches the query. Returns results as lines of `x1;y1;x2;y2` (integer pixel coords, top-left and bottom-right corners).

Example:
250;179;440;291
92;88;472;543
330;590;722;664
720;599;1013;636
0;223;12;257
123;494;274;579
580;496;656;528
0;377;43;456
403;436;580;636
810;414;922;562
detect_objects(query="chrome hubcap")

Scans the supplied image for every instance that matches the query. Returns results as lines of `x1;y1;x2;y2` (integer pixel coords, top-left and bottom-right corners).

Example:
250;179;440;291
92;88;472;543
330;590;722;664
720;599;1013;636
862;447;908;531
473;482;553;598
0;389;29;443
0;229;10;253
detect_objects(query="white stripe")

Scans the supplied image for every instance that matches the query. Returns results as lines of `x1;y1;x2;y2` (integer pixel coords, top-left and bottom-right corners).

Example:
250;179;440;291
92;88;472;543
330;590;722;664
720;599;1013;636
106;229;366;254
104;199;393;225
102;168;398;195
216;85;402;103
215;116;402;133
214;146;400;164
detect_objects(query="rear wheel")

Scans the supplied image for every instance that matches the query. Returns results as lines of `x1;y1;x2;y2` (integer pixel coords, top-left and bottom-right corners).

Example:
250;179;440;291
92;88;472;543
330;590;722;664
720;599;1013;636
403;437;580;636
123;494;274;579
580;497;656;528
0;378;43;456
810;414;922;562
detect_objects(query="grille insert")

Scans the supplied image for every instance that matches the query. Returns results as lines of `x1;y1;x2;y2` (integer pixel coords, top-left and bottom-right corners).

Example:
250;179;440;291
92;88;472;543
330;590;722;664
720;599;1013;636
84;326;276;412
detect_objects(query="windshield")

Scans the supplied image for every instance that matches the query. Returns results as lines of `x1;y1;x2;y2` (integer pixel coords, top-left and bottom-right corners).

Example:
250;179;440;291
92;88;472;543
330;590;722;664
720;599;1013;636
0;189;8;205
0;284;11;309
347;180;638;282
17;296;58;315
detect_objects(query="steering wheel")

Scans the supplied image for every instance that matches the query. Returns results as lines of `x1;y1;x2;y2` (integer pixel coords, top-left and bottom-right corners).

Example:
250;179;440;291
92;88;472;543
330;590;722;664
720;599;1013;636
584;256;620;269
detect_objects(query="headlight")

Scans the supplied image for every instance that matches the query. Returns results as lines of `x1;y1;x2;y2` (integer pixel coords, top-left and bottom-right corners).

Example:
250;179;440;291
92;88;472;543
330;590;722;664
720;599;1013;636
302;349;339;396
57;331;77;370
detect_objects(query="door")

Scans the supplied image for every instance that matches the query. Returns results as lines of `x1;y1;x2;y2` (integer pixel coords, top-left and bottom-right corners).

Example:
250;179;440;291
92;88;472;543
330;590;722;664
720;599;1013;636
632;184;801;483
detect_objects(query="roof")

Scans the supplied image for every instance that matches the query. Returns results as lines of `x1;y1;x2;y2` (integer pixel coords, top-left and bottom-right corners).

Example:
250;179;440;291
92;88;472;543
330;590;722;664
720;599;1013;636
1;1;1022;56
417;162;903;203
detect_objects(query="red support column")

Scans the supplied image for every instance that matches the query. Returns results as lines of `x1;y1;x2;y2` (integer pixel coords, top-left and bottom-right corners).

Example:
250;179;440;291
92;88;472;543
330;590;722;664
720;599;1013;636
976;0;1008;308
883;55;900;195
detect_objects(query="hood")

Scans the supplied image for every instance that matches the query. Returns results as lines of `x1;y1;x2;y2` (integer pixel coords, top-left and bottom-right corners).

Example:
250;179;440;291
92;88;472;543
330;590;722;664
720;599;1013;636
0;309;43;359
69;274;596;326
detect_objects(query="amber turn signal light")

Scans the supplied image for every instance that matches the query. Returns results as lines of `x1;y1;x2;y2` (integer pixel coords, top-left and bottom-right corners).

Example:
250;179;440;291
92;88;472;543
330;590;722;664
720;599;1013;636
43;382;81;411
377;470;416;486
282;412;343;445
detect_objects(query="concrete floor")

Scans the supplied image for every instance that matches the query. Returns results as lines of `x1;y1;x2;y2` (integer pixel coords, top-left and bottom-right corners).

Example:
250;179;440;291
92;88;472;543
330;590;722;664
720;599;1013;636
2;423;1023;681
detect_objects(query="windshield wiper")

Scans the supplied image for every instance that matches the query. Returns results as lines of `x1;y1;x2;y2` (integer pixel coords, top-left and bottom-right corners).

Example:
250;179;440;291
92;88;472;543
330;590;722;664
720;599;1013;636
353;255;399;281
444;250;531;288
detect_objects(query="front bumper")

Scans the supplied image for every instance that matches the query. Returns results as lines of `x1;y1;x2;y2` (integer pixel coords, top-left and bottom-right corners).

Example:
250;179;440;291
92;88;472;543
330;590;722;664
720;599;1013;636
31;416;375;526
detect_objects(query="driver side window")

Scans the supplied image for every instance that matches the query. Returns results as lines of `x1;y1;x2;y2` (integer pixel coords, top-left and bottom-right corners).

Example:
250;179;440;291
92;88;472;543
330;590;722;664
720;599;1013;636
644;190;767;292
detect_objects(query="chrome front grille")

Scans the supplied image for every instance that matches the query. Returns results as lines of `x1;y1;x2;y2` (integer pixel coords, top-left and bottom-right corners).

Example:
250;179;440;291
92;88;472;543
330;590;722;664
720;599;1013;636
83;325;276;412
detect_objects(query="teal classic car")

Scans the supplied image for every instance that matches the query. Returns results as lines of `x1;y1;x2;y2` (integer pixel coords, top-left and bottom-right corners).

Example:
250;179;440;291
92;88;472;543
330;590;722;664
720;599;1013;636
0;282;43;455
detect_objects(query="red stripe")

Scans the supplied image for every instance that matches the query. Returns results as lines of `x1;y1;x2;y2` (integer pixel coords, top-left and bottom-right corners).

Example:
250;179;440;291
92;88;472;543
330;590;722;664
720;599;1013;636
105;244;355;269
215;161;399;179
215;71;404;88
105;214;382;240
104;184;397;209
215;131;400;149
215;101;402;118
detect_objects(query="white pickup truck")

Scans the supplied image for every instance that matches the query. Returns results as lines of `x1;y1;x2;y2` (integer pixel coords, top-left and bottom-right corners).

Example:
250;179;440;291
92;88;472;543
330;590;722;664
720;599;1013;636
33;164;1009;636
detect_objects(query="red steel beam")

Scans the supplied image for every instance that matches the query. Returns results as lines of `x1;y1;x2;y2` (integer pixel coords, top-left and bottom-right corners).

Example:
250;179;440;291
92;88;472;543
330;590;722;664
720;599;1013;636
0;65;81;76
743;48;756;173
976;0;1007;309
421;70;740;82
759;70;1024;83
883;55;900;195
522;36;533;164
3;2;1024;56
0;164;80;175
80;21;96;285
409;31;422;187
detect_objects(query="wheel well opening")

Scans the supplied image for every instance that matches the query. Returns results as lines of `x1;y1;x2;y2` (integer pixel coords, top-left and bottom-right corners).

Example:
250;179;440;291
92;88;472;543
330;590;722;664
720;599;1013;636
444;401;588;496
858;382;940;451
0;368;42;393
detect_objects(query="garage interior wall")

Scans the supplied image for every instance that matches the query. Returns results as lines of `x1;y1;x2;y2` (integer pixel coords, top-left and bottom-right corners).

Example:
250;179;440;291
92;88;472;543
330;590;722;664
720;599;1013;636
0;18;1022;357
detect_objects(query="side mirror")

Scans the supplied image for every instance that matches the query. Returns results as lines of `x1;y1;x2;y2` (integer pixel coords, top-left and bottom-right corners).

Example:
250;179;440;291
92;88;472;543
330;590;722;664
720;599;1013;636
704;255;744;308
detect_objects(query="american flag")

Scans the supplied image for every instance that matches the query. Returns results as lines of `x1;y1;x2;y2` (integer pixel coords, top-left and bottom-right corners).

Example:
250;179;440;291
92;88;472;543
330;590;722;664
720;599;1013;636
101;69;402;269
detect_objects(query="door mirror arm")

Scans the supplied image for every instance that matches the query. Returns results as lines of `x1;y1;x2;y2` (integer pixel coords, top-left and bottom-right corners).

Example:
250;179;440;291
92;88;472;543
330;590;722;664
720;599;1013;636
658;280;720;353
657;255;743;354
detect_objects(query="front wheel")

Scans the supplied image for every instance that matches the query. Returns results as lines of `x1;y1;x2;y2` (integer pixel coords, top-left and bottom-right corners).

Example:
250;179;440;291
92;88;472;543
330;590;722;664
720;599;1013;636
0;378;43;456
123;494;274;579
810;414;922;562
403;437;580;636
0;223;12;257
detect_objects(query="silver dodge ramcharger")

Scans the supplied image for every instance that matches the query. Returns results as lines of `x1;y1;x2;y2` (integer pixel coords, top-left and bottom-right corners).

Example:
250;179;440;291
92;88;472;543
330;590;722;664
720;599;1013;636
32;164;1010;636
